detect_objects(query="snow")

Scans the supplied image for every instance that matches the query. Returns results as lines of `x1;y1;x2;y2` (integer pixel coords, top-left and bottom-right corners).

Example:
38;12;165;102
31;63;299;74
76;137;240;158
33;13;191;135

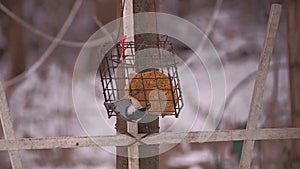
167;149;214;168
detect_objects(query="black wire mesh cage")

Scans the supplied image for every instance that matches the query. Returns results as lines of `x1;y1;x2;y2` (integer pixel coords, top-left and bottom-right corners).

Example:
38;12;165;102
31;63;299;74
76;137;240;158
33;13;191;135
98;36;183;118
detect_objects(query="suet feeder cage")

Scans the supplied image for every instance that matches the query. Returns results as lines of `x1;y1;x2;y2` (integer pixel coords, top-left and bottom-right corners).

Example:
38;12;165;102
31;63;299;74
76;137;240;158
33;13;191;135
98;36;183;119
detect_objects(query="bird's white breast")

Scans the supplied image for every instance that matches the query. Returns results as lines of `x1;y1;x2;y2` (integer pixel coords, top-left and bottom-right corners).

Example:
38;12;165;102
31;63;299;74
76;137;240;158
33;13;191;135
127;105;136;115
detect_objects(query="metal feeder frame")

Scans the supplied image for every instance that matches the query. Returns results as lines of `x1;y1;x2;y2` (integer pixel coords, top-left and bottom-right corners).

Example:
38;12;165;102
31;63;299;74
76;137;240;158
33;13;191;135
98;37;184;118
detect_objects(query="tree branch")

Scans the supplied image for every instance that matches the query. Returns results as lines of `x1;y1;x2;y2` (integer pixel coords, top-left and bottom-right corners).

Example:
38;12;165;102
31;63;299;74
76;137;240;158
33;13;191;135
0;1;107;48
4;0;83;87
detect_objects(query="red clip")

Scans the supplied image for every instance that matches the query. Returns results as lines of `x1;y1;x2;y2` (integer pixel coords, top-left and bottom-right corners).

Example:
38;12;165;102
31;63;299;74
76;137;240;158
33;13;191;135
120;36;127;61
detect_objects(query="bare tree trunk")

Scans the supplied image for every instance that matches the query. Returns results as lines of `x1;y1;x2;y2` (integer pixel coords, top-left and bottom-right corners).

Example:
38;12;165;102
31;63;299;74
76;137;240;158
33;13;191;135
95;0;117;28
3;0;26;96
286;0;300;168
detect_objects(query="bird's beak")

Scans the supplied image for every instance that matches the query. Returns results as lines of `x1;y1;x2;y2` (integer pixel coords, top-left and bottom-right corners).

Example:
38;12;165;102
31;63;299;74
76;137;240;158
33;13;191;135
138;107;147;112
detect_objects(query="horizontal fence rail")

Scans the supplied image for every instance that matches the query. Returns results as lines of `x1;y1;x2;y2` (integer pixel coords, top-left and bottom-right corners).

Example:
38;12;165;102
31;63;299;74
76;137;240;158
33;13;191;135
0;128;299;151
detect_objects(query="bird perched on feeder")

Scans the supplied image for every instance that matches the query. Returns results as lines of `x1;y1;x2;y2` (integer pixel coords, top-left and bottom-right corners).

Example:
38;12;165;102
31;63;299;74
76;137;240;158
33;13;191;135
105;96;147;122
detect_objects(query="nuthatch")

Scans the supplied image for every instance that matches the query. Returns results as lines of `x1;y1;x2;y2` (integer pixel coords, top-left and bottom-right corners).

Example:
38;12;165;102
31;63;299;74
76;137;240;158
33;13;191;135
105;96;147;122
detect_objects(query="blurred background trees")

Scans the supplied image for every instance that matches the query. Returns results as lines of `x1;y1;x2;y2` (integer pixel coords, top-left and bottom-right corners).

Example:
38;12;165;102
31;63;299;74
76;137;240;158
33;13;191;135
0;0;298;168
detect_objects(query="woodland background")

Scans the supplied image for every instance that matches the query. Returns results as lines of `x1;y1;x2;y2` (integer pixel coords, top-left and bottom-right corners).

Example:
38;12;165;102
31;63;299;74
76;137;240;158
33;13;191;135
0;0;297;169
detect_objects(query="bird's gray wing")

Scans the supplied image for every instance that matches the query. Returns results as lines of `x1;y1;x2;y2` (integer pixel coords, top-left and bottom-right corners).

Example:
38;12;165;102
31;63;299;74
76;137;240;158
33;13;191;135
114;98;131;114
125;108;147;122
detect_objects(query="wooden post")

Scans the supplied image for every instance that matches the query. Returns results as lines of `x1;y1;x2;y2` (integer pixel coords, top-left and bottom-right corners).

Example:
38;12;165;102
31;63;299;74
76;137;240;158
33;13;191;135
116;1;128;169
116;117;128;169
133;1;160;169
128;122;139;169
239;4;281;169
116;1;160;168
122;0;140;168
286;0;300;168
0;81;23;169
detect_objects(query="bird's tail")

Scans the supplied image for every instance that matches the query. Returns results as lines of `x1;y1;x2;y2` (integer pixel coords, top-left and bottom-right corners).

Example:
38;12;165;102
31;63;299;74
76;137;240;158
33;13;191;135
104;102;115;111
